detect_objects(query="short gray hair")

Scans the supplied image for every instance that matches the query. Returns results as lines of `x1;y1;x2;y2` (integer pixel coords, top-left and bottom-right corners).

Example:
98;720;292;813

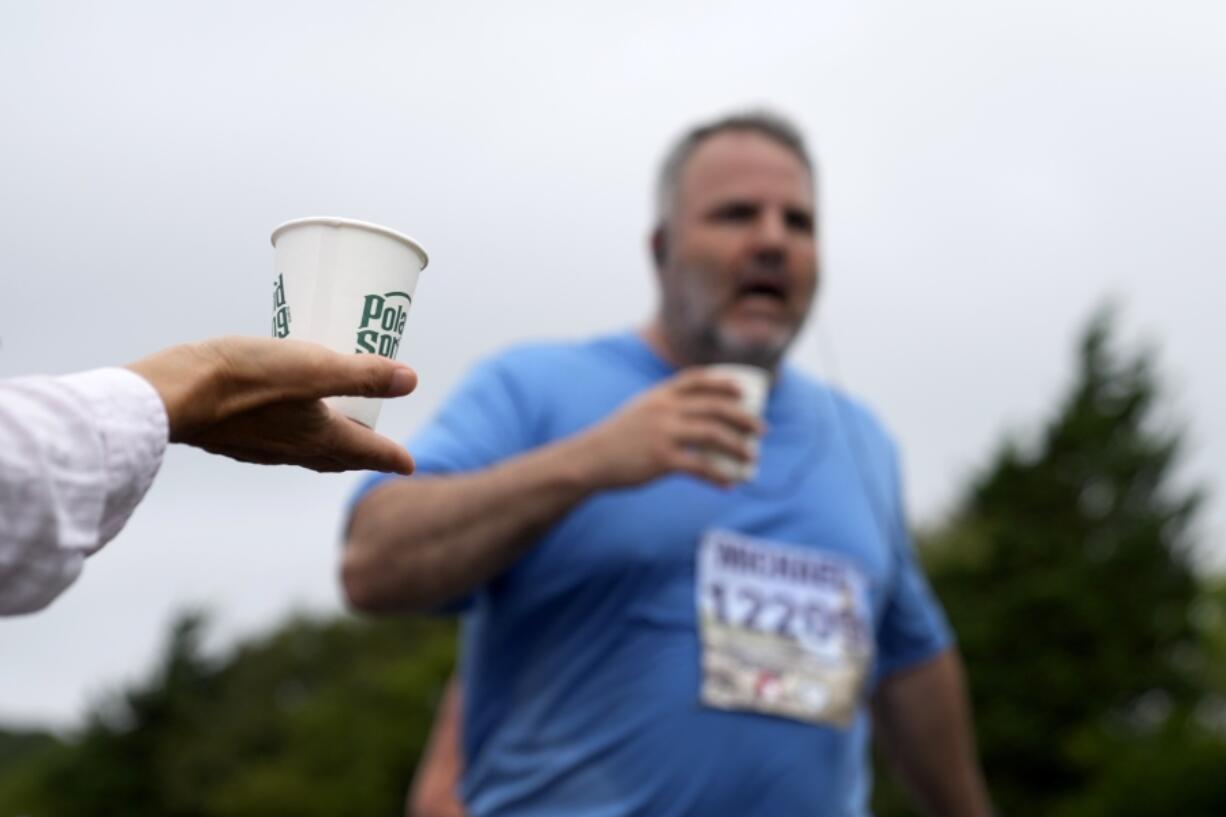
654;110;814;225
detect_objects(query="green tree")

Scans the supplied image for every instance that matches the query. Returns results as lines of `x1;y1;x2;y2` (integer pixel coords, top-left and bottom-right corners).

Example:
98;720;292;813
0;728;65;811
876;311;1224;816
0;611;457;817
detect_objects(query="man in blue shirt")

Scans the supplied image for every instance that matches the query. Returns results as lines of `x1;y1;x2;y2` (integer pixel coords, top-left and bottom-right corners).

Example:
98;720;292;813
345;111;992;817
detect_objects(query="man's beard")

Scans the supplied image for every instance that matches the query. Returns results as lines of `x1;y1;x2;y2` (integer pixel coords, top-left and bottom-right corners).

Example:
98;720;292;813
696;322;789;369
663;269;797;369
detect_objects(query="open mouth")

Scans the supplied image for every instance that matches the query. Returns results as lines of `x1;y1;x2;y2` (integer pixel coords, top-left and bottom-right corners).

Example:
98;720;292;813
735;276;790;307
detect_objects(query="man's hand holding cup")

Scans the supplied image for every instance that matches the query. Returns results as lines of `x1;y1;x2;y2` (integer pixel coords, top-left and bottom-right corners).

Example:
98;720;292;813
575;367;768;490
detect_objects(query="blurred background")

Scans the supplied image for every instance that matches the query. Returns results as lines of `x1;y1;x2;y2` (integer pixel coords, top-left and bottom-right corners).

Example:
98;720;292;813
1;1;1223;815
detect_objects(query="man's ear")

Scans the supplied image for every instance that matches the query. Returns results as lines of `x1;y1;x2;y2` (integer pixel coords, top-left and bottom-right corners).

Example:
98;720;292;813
650;226;667;270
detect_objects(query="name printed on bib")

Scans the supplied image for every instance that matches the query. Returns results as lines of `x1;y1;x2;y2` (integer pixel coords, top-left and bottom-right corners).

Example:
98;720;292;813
696;529;873;727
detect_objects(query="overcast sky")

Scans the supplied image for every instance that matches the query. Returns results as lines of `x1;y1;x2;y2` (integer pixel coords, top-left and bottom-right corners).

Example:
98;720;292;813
2;0;1223;727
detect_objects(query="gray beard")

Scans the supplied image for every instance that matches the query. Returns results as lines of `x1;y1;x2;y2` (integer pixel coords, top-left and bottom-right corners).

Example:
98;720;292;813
664;300;790;369
660;263;796;369
699;323;788;369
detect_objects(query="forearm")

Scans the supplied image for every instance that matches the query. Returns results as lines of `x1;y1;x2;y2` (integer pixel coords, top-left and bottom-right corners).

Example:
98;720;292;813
343;366;760;613
0;369;167;615
872;650;993;817
343;432;602;612
407;679;467;817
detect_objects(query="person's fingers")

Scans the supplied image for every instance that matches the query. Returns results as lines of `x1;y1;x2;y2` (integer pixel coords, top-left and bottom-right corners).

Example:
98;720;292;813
673;369;743;398
266;341;417;400
313;414;416;475
671;449;735;489
671;368;708;390
386;366;417;397
180;398;414;474
207;337;418;412
133;337;420;440
673;418;755;463
303;351;417;399
679;396;765;435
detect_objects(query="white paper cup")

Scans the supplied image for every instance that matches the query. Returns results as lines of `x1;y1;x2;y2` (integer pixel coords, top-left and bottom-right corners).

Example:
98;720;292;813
704;363;770;483
271;217;428;428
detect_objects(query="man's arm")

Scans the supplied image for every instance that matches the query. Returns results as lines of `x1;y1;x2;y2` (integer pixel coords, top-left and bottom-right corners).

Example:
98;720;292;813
871;649;993;817
343;368;761;613
0;367;167;615
345;431;605;612
407;677;468;817
1;336;418;616
128;336;417;474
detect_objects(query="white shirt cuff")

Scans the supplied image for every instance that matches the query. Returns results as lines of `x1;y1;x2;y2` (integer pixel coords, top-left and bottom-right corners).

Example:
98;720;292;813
56;367;170;548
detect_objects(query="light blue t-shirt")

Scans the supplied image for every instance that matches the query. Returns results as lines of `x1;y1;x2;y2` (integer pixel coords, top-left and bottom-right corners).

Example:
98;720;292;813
354;332;951;817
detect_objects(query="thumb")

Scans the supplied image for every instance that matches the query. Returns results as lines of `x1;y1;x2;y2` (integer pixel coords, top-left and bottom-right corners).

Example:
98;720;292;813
343;356;417;399
279;345;418;401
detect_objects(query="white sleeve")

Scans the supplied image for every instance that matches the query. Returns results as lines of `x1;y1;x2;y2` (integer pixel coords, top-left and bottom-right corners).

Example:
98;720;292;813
0;367;168;615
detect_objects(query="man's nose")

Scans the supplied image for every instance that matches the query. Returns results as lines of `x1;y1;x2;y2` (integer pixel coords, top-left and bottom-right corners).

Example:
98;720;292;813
751;210;789;264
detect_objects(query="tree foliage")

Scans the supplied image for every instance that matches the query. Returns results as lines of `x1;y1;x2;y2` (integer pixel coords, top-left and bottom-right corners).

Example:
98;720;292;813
0;613;456;817
876;311;1226;816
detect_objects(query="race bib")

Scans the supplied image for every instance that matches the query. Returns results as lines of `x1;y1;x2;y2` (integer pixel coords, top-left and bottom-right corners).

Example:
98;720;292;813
696;529;874;728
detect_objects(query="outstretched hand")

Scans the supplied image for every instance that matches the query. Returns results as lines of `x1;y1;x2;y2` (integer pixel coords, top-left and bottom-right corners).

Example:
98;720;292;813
127;337;416;474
